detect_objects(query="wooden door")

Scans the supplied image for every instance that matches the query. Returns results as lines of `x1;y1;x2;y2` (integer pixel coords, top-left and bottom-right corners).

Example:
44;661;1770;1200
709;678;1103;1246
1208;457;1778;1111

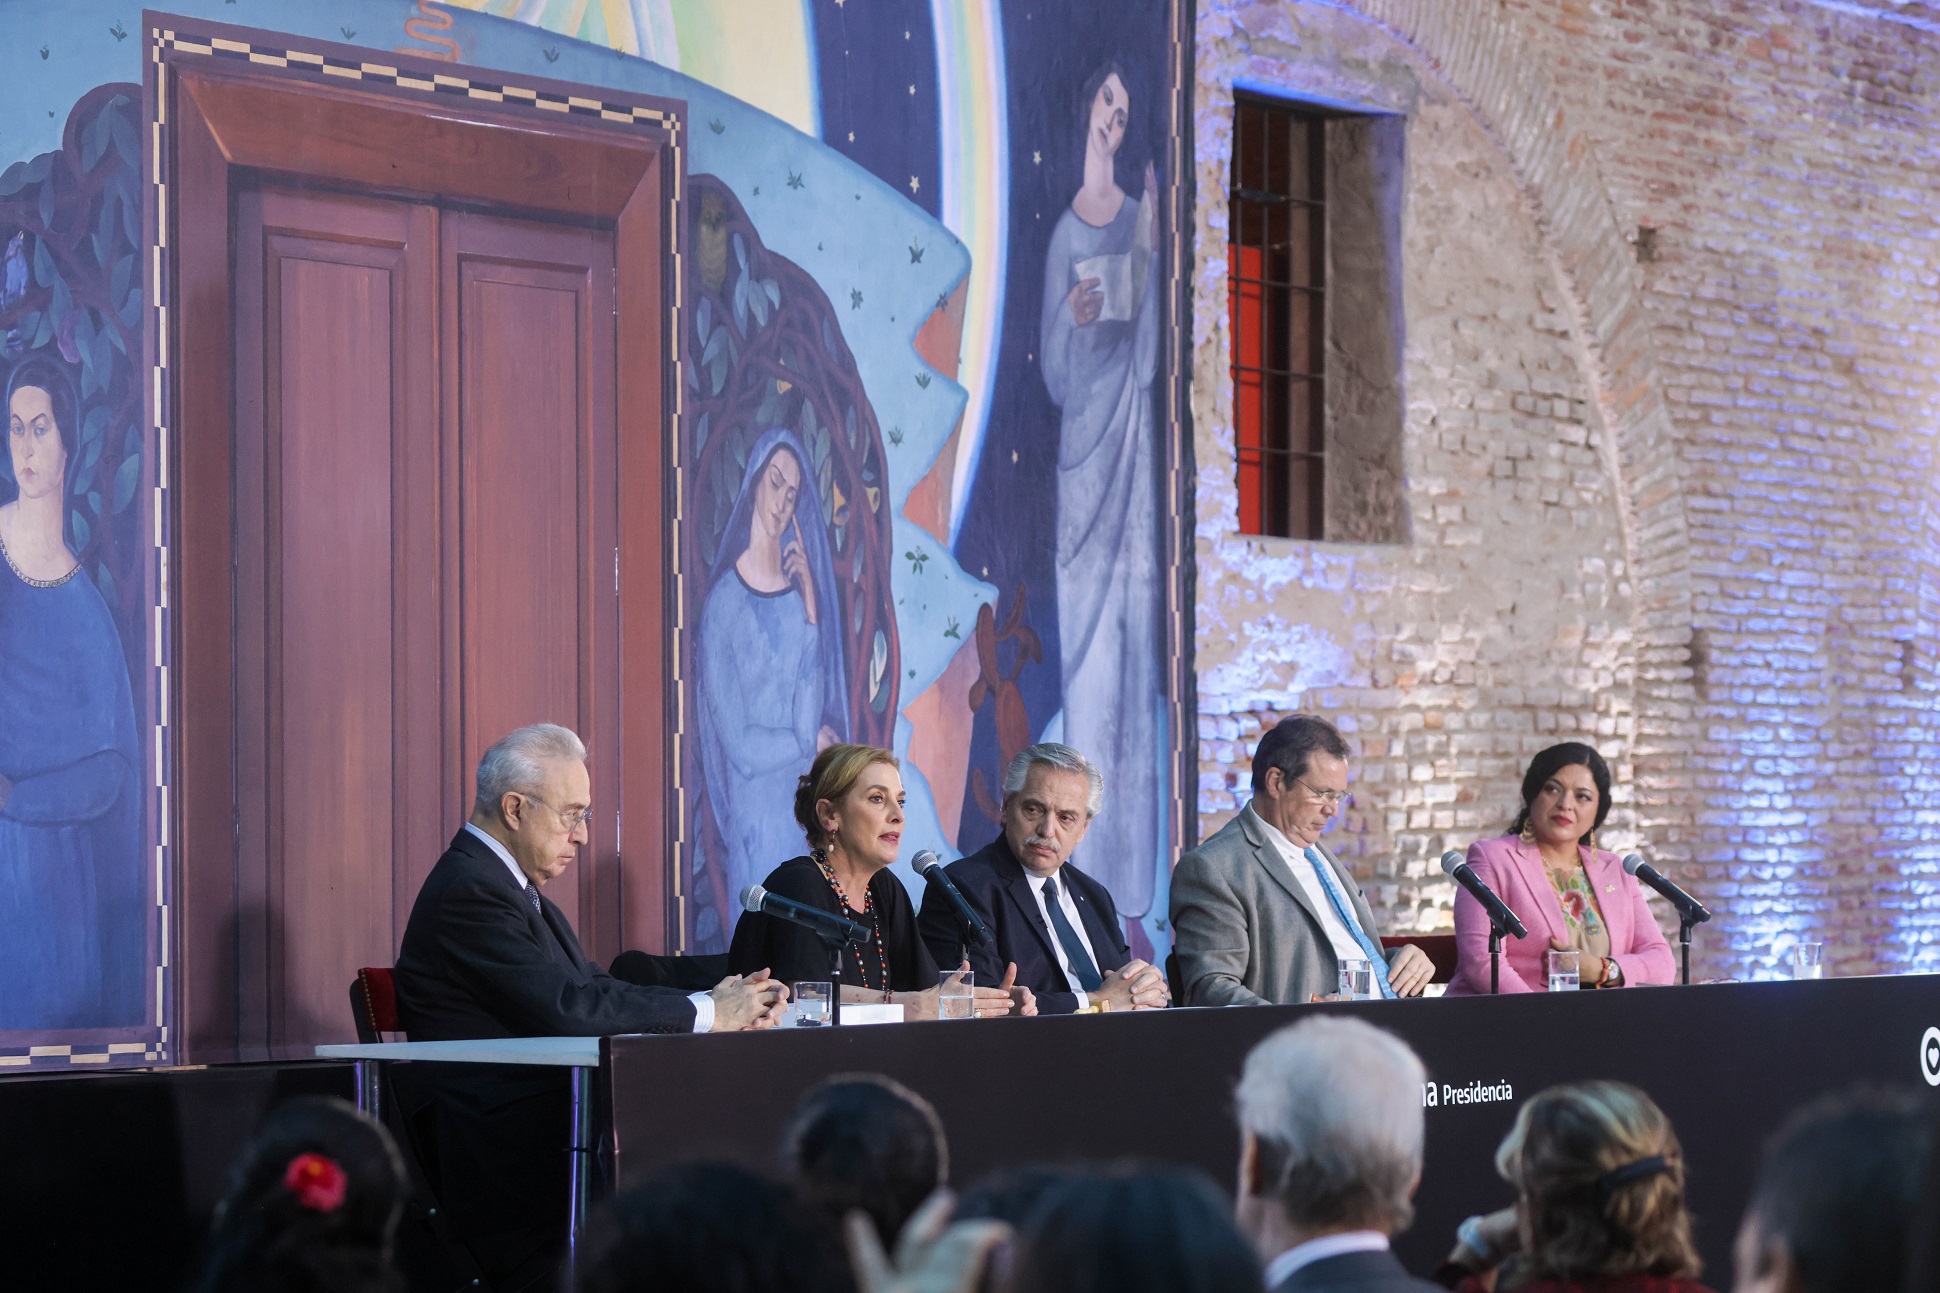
231;193;620;1047
446;210;619;929
167;47;679;1059
232;186;439;1047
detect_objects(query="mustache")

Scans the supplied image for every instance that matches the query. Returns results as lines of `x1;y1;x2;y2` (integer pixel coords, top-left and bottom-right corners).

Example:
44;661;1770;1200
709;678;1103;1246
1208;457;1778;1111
1025;834;1057;852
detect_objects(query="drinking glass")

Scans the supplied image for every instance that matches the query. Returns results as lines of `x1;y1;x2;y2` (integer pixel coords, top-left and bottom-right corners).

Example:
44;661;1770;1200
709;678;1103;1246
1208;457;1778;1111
1547;950;1581;992
938;968;975;1020
1788;942;1825;980
793;981;832;1027
1337;959;1376;1001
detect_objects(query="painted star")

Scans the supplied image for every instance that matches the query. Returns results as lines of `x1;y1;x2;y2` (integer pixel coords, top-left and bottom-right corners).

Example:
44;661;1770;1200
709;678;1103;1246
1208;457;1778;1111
851;288;863;309
909;85;916;95
787;170;804;189
909;240;924;263
848;130;855;143
908;175;921;194
1011;450;1018;464
1033;150;1042;164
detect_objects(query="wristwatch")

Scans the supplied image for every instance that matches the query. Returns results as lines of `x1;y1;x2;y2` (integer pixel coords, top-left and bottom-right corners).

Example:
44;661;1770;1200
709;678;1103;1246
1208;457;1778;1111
1602;956;1622;987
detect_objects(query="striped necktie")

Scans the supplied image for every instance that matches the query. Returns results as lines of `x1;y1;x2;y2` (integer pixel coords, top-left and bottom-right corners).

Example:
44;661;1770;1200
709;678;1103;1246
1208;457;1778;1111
1305;847;1397;1000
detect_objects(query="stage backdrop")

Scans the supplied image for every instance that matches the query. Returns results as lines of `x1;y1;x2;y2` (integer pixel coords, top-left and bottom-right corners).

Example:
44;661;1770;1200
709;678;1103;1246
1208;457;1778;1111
0;0;1191;1062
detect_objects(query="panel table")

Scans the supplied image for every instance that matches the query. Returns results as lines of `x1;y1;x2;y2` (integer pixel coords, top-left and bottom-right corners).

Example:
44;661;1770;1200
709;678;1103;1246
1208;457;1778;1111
602;975;1940;1278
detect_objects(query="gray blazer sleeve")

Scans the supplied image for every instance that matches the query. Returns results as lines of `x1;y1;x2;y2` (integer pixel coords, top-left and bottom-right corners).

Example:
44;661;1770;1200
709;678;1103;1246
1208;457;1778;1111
1169;849;1271;1008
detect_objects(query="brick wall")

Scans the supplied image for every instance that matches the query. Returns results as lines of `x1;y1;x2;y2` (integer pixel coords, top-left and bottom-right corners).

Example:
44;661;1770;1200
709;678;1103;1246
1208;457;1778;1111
1191;0;1940;975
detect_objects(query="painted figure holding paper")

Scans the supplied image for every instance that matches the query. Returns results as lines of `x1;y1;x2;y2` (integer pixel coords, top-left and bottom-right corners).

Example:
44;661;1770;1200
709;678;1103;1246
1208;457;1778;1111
1039;61;1163;913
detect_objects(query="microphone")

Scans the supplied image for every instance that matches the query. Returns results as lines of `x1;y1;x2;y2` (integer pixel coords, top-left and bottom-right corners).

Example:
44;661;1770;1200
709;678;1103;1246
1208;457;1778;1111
1621;853;1711;924
739;883;870;946
911;849;993;949
1440;851;1528;939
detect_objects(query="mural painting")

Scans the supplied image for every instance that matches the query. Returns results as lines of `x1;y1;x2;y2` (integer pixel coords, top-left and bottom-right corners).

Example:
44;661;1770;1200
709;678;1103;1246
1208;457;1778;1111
0;84;154;1044
0;0;1185;1046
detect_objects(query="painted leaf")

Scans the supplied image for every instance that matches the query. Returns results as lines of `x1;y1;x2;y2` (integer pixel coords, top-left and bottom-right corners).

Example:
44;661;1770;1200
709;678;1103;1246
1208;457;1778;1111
33;237;55;289
0;161;28;197
94;563;115;605
109;108;139;171
113;453;139;513
70;510;91;552
38;176;55;229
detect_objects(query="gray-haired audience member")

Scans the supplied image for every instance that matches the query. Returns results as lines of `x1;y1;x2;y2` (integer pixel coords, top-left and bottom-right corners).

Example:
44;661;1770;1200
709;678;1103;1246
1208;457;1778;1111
1234;1016;1440;1293
1733;1088;1931;1293
783;1073;948;1248
917;742;1168;1013
1171;714;1433;1005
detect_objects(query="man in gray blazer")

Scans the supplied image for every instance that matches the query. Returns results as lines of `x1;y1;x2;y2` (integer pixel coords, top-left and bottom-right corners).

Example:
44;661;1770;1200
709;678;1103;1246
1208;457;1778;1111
1171;714;1433;1005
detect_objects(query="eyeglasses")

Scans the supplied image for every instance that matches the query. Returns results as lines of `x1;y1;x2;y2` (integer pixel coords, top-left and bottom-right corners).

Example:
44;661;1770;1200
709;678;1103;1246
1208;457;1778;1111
1292;776;1353;811
521;794;594;831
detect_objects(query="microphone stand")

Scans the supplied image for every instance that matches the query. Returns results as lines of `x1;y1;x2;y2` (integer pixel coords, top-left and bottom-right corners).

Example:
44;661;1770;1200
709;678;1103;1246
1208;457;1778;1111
805;930;846;1027
1489;917;1507;996
1679;916;1695;987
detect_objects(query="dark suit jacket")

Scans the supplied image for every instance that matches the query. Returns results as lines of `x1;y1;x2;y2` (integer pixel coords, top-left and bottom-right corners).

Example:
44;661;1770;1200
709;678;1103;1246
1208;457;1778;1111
396;828;697;1038
916;835;1130;1014
1274;1249;1444;1293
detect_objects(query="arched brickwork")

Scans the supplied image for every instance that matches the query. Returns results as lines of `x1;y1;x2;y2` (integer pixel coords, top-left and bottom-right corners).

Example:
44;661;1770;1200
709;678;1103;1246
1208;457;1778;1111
1339;0;1701;862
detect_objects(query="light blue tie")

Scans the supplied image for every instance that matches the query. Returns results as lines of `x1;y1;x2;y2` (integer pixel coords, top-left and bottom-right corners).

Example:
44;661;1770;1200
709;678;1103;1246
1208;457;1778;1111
1305;847;1397;1000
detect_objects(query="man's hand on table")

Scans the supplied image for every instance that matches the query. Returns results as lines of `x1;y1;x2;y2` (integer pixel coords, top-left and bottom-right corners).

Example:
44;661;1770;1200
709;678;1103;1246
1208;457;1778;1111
709;968;788;1031
1386;943;1436;997
1093;958;1171;1011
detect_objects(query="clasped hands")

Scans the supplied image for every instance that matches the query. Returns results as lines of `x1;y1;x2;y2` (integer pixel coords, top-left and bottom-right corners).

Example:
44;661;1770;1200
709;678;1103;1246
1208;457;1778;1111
1093;957;1170;1011
706;960;1041;1031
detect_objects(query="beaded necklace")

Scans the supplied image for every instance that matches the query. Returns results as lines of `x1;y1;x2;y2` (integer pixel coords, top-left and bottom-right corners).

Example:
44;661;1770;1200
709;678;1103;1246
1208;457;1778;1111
813;849;894;1002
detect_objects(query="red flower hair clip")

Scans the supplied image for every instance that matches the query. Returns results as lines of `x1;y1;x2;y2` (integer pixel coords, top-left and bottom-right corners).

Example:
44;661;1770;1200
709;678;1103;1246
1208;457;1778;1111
283;1152;348;1213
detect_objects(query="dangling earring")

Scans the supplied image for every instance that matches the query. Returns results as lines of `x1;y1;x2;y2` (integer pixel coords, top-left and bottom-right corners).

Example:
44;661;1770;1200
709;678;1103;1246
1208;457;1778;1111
1583;830;1597;854
1519;818;1535;845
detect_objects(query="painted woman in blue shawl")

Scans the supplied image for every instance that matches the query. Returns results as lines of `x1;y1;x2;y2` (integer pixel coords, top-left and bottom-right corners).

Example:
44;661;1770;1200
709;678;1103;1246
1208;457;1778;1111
696;429;849;942
0;357;143;1029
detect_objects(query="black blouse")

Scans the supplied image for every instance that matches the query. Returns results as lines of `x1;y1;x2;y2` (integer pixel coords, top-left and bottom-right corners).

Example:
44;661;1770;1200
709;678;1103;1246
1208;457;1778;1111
727;856;939;993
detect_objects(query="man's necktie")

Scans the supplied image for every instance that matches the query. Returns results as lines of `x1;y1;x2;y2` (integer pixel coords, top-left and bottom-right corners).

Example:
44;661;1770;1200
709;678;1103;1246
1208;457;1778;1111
1306;846;1398;999
1040;874;1103;993
526;883;542;915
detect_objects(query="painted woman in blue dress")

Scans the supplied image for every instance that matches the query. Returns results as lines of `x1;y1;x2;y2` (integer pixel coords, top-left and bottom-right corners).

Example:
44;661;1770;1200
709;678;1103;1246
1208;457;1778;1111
1039;63;1164;921
695;428;849;945
0;358;142;1029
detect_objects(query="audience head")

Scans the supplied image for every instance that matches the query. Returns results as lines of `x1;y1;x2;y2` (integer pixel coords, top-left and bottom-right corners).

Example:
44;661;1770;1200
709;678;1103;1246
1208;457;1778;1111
954;1163;1080;1228
1510;742;1612;849
1000;742;1104;876
1733;1087;1929;1293
1009;1163;1262;1293
1495;1081;1698;1283
578;1162;852;1293
1250;713;1352;847
187;1096;406;1293
794;744;903;868
782;1073;948;1247
471;722;590;887
1234;1016;1426;1243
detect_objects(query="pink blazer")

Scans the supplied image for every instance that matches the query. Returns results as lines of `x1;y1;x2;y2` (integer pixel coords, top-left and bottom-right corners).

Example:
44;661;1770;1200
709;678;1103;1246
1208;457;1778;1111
1447;835;1676;995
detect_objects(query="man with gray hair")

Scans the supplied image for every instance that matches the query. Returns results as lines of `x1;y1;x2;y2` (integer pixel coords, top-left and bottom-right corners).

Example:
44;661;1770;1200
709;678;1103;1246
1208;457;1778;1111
916;742;1168;1013
1235;1016;1441;1293
395;723;788;1289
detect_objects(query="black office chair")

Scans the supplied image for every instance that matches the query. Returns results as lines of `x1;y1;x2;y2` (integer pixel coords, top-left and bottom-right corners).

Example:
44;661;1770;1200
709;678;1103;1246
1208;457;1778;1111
608;951;732;993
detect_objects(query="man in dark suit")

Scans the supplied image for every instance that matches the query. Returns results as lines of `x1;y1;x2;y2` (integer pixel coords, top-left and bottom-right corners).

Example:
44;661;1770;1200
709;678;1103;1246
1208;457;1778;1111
395;722;785;1290
918;742;1167;1014
1234;1017;1442;1293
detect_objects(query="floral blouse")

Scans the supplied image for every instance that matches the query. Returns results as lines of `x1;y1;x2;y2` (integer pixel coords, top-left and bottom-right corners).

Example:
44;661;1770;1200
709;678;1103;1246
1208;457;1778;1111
1547;863;1612;961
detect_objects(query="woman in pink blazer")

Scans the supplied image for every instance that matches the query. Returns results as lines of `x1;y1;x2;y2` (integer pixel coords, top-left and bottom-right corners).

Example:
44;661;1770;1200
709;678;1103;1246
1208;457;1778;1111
1448;743;1675;995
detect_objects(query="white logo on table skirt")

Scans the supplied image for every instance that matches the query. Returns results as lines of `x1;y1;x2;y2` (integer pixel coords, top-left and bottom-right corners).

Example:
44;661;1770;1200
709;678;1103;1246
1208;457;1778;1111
1921;1027;1940;1087
1424;1079;1514;1108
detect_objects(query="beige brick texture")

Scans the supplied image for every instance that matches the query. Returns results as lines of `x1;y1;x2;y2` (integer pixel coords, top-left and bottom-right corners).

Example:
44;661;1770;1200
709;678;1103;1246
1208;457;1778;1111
1191;0;1940;978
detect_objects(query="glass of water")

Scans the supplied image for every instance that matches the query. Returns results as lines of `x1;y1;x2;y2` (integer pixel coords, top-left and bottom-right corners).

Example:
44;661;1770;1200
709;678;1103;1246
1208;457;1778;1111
1547;950;1581;992
1338;959;1376;1001
1788;942;1825;980
793;981;832;1027
938;968;975;1020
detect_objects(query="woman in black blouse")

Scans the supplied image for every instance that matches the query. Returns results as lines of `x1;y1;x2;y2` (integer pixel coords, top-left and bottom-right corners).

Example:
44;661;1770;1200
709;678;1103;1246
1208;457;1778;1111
730;744;1031;1019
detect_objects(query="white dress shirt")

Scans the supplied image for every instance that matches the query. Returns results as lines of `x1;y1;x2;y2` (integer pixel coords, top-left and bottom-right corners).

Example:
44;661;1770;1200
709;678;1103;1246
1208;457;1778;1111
1253;815;1373;968
1262;1231;1390;1289
1025;866;1101;1003
463;823;714;1031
